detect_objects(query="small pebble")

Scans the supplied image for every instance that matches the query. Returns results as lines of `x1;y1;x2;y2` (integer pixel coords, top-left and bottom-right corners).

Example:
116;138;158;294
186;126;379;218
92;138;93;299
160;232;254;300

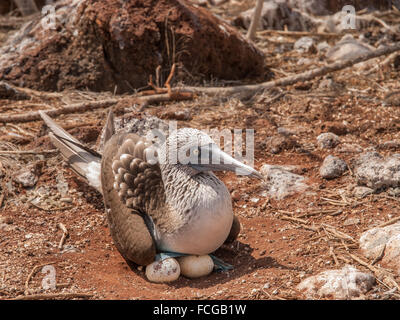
319;155;348;179
317;132;340;149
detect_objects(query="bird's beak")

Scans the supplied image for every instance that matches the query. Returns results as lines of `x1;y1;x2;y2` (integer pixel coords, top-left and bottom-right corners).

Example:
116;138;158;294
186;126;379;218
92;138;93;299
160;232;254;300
191;144;264;179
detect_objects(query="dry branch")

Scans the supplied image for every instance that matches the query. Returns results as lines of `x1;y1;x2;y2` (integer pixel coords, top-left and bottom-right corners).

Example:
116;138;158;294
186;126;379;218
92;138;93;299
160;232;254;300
258;29;340;38
0;150;57;155
278;214;308;224
378;216;400;228
1;81;61;99
329;246;339;266
180;42;400;97
0;193;4;208
247;0;264;40
0;99;119;123
138;91;194;110
0;90;194;123
322;223;356;243
297;209;341;218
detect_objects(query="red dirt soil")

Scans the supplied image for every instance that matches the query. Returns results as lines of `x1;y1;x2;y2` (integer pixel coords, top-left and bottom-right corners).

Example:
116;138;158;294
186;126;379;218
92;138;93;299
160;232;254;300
1;1;400;301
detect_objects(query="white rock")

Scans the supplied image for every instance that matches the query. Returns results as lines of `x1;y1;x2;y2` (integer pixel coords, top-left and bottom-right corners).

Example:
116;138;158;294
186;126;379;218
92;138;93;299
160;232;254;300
382;234;400;274
326;35;374;62
354;152;400;190
388;187;400;197
297;265;375;299
317;132;340;149
294;36;314;53
14;167;38;187
319;155;347;179
317;41;330;53
145;258;181;283
260;164;308;200
360;223;400;261
177;255;214;279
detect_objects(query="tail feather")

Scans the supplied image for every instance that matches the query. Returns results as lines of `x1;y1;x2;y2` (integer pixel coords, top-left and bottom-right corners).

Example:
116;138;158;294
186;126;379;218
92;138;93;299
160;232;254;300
39;110;102;193
97;108;115;154
103;108;115;145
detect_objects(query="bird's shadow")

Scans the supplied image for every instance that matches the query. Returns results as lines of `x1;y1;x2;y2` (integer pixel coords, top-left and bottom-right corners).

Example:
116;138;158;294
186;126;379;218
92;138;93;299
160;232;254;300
125;241;303;289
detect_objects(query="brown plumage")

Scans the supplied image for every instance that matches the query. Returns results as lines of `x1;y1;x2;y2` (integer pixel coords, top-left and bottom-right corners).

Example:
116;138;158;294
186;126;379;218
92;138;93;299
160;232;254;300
101;132;157;265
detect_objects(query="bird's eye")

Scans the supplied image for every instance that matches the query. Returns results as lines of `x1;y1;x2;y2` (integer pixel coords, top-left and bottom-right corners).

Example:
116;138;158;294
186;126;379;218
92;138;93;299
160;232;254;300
192;148;199;156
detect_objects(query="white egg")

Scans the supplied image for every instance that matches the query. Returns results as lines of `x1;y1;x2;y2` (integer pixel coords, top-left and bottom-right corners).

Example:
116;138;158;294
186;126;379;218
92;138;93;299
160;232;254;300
145;258;181;283
178;255;214;279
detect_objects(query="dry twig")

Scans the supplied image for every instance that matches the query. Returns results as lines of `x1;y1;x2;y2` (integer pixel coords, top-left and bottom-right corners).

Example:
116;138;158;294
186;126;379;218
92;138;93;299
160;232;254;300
12;292;93;300
378;216;400;228
0;193;4;208
258;29;339;38
329;246;339;266
297;209;342;218
247;0;264;40
277;213;308;224
0;149;57;155
322;223;356;243
0;99;119;123
138;91;194;110
57;223;69;250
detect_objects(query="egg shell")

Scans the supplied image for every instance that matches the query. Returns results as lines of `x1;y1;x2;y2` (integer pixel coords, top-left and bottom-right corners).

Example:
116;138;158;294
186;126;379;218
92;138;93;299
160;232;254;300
178;255;214;279
145;258;180;283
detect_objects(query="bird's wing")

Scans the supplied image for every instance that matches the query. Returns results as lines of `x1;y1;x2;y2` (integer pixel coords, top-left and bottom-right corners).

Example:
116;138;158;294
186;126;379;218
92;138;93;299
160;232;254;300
109;132;166;219
39;110;102;192
102;132;162;265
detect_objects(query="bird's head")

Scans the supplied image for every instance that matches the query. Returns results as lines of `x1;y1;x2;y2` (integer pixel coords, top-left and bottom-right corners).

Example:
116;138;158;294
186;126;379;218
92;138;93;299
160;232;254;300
158;128;263;179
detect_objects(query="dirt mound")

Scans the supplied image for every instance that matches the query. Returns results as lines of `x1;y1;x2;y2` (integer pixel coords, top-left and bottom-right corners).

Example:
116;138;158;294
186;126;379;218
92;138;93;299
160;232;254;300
0;0;266;93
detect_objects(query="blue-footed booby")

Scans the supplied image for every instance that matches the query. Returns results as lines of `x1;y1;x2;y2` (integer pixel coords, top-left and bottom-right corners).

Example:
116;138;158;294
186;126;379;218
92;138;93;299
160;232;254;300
39;110;262;268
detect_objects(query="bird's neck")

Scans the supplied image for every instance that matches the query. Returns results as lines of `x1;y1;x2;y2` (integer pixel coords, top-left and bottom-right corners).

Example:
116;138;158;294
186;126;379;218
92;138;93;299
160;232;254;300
159;164;231;215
